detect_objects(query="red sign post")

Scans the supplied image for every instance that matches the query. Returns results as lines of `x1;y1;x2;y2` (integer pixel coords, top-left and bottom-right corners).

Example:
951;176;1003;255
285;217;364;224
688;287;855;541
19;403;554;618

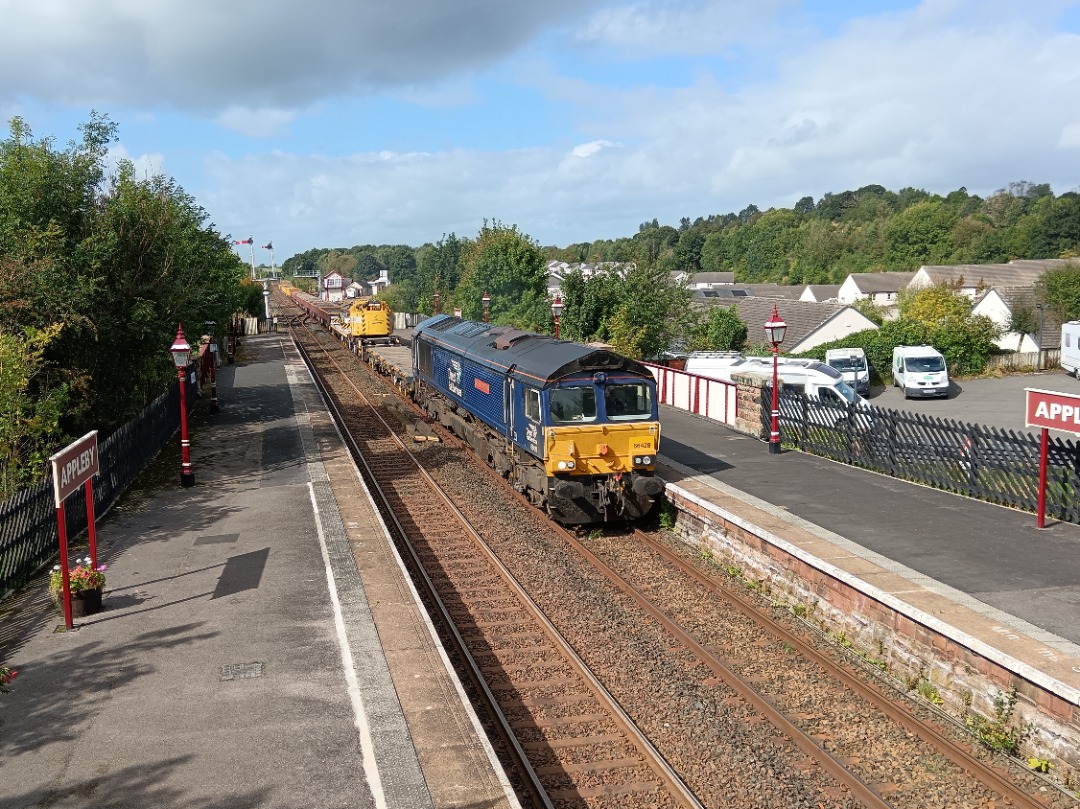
1025;388;1080;529
48;431;100;629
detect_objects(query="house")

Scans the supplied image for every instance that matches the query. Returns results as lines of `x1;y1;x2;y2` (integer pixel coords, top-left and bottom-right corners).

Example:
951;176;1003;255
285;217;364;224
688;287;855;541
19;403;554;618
547;261;635;297
971;286;1061;354
691;283;805;302
368;269;390;297
837;272;916;312
800;284;841;303
344;281;366;299
321;271;346;302
908;259;1074;298
673;271;735;289
692;296;878;354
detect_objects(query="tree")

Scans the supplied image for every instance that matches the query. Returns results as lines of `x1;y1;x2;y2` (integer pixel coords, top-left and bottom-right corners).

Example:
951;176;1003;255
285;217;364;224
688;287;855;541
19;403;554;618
0;114;250;489
0;324;69;498
1007;301;1039;352
604;265;692;359
454;222;547;325
897;283;972;326
1035;262;1080;322
883;200;956;269
697;305;747;351
891;285;999;375
674;229;705;273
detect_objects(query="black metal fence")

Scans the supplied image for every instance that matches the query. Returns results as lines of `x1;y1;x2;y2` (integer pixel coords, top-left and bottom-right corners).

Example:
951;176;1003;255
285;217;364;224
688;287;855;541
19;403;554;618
768;389;1080;524
0;371;198;598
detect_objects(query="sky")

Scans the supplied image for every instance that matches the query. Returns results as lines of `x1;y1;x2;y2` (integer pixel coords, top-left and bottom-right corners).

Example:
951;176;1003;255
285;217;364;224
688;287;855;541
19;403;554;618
2;0;1080;265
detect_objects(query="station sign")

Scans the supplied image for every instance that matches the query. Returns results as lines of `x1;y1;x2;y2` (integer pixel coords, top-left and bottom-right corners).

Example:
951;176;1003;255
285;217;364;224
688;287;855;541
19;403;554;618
48;431;99;507
1025;388;1080;435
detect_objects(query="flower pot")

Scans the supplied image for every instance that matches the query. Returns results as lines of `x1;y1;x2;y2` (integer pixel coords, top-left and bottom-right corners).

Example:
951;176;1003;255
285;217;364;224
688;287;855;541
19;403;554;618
70;588;102;617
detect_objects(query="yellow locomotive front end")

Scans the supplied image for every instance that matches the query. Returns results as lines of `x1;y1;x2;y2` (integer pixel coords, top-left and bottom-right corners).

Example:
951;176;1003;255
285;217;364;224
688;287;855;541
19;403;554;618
545;422;659;477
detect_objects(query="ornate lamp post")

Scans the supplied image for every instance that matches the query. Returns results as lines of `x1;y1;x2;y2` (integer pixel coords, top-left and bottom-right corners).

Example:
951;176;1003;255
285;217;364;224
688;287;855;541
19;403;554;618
170;325;196;487
763;305;787;455
551;295;564;339
433;290;440;315
482;290;490;323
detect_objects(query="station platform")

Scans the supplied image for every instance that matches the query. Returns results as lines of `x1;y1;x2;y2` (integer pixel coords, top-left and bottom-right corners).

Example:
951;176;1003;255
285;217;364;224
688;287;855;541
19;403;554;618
655;406;1080;708
0;334;518;809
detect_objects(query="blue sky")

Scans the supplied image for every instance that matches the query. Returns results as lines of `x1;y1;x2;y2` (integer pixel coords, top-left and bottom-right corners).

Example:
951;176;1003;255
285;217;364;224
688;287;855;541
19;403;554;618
2;0;1079;265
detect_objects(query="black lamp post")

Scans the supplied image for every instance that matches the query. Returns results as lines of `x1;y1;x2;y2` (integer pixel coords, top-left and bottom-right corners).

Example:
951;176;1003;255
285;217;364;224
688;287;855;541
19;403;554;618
1035;302;1045;371
763;305;787;455
170;325;196;486
482;290;490;323
551;295;564;339
203;320;219;414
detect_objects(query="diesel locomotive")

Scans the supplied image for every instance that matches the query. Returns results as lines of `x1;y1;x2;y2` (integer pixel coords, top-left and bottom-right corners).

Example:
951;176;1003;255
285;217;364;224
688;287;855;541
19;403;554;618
411;315;664;524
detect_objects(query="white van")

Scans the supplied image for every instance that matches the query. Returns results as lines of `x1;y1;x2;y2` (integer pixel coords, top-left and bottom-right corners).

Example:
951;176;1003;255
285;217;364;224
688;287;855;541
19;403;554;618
1061;322;1080;378
825;348;870;396
892;345;949;399
686;353;869;406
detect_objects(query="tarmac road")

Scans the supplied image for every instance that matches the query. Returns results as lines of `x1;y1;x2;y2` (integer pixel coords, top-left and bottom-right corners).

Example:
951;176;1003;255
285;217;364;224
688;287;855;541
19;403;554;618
866;367;1080;436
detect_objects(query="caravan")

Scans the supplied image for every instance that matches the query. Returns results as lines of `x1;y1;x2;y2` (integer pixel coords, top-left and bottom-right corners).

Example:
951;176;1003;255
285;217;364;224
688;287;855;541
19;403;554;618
891;346;949;398
1061;322;1080;378
684;353;872;428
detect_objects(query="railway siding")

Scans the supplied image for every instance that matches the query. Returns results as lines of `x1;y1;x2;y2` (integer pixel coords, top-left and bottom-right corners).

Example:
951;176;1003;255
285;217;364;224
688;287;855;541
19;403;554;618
658;457;1080;776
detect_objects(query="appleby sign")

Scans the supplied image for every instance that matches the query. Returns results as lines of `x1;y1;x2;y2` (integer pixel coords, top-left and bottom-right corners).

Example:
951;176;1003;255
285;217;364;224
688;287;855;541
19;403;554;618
1025;389;1080;529
48;432;101;629
51;431;99;505
1025;388;1080;432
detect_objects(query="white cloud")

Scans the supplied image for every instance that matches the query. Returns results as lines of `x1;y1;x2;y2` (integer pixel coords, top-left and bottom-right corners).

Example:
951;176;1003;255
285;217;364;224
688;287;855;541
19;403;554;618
215;106;298;138
570;140;616;158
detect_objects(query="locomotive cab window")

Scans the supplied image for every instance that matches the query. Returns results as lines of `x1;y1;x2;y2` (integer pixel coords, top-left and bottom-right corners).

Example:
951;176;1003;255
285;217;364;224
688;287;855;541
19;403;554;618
604;383;653;421
525;388;541;422
550;386;597;423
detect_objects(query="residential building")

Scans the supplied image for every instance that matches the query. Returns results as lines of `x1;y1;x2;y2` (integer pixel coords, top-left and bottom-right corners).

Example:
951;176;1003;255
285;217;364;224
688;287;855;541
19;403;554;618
692;296;878;354
837;272;916;311
908;259;1074;298
800;284;841;303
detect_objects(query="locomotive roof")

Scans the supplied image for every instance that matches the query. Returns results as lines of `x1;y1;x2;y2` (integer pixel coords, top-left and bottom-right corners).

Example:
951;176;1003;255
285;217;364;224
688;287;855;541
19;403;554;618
413;314;650;385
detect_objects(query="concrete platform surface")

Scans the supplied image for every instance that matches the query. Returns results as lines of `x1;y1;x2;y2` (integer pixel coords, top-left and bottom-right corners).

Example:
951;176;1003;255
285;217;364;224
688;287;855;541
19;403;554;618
0;334;516;809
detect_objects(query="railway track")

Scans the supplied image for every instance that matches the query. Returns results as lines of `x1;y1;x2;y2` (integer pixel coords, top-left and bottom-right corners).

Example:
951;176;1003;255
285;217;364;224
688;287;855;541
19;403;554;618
291;322;701;808
279;297;1070;809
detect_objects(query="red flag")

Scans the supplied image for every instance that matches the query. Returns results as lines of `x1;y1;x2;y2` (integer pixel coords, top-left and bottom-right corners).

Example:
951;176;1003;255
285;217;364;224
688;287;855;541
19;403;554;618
262;242;273;250
233;237;253;245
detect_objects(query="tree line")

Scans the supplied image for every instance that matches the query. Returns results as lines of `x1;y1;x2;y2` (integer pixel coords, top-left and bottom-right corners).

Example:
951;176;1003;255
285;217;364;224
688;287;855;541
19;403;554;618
0;114;259;498
281;180;1080;367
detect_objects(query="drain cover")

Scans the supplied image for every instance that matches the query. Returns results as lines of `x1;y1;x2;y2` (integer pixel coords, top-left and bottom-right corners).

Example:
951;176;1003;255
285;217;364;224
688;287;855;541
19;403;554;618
220;662;264;681
195;533;240;545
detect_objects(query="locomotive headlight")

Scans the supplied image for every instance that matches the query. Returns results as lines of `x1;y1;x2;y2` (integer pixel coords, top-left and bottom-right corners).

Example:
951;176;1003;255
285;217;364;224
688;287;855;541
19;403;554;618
567;460;575;469
557;460;576;470
557;461;567;470
642;455;653;466
633;455;653;466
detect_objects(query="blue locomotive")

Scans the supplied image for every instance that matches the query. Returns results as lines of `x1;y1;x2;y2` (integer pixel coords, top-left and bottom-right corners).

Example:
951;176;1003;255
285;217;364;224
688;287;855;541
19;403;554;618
411;315;664;524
